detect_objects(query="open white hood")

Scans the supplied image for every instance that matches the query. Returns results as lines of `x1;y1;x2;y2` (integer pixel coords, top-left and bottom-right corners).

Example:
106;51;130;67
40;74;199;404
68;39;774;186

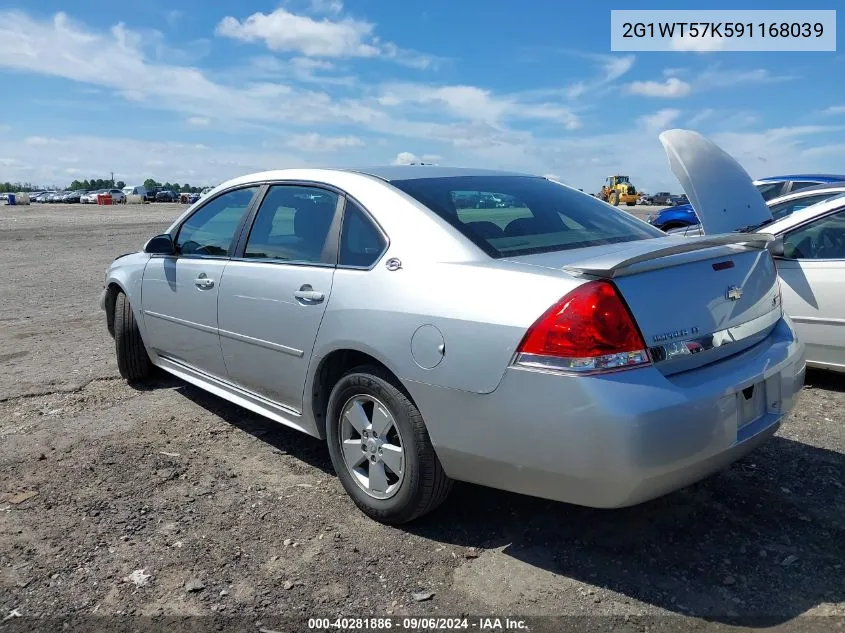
658;129;772;235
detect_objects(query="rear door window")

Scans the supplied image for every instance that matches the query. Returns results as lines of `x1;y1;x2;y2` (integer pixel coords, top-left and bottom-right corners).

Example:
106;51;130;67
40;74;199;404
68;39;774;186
391;176;662;258
243;186;339;263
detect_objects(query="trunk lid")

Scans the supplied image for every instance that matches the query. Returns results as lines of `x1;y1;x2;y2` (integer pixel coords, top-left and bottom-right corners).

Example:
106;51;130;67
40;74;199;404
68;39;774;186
505;234;782;375
659;129;773;235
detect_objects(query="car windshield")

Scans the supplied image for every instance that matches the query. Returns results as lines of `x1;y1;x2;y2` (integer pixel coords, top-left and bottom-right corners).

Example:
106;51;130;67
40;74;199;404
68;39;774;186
390;175;663;258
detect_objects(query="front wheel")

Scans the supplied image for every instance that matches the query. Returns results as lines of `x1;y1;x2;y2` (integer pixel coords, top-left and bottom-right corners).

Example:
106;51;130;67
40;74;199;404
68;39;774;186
609;191;619;206
326;366;452;524
114;292;153;382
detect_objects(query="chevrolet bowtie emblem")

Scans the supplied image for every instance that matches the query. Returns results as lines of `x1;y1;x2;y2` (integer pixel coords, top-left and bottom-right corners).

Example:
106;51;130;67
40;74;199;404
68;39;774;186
726;286;743;301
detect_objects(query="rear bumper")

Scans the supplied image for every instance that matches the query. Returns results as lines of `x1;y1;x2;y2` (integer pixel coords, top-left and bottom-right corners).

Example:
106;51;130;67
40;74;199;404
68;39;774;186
408;317;805;508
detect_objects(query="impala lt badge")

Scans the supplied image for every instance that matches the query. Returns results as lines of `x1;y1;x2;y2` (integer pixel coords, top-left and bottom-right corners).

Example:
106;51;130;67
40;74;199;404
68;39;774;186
726;286;743;301
652;326;700;343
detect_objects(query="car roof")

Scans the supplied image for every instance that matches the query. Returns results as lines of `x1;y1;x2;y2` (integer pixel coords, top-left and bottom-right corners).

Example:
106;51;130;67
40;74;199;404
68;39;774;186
345;165;537;181
756;174;845;183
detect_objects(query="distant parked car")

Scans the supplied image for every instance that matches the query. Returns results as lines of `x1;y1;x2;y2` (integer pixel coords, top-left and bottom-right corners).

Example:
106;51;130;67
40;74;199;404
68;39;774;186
123;185;148;200
63;190;89;203
643;191;673;206
82;190;104;204
155;190;178;202
107;189;127;203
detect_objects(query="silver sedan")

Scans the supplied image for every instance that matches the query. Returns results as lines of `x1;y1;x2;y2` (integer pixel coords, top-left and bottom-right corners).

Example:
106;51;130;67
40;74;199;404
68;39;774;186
100;162;805;523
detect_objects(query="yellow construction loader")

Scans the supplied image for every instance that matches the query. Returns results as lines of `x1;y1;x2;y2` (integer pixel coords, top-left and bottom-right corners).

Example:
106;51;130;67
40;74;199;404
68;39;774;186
598;175;639;206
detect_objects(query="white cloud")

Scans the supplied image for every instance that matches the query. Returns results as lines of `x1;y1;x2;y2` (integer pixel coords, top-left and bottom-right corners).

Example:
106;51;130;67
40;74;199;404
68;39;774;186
638;109;682;132
392;152;419;165
625;77;691;98
187;117;210;126
695;67;788;90
214;6;434;68
711;126;845;177
378;83;581;129
562;53;635;100
687;108;714;126
309;0;344;15
286;133;364;152
216;8;380;58
821;105;845;116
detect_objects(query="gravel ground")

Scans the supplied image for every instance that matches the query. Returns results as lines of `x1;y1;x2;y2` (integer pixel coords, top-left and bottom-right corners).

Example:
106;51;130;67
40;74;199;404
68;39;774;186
0;203;843;631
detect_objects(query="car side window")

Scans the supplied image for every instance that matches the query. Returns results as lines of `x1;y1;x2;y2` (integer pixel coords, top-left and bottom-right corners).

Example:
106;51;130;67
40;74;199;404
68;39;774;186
770;194;839;221
757;182;787;202
788;181;818;193
339;201;387;267
244;186;339;263
782;209;845;260
176;186;259;257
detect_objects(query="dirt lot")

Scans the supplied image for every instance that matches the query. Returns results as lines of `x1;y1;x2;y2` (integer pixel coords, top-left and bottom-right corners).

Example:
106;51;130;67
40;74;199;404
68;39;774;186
0;203;843;631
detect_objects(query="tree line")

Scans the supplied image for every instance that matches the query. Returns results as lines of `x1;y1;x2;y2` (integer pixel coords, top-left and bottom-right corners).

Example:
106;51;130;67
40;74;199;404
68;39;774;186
0;178;213;194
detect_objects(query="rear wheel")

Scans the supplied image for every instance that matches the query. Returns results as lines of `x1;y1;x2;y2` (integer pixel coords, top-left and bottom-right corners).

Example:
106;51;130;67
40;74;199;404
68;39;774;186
326;366;452;524
114;291;153;382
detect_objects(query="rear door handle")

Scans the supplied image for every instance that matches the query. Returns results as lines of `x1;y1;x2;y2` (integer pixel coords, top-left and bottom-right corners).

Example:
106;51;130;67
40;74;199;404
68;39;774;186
294;284;324;302
194;274;215;289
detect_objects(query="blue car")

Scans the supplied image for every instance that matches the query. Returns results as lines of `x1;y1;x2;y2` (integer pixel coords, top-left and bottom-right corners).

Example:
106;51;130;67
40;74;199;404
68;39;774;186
647;174;845;231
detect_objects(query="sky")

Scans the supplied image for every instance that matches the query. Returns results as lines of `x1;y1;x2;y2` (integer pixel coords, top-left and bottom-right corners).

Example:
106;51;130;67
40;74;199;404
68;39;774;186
0;0;844;192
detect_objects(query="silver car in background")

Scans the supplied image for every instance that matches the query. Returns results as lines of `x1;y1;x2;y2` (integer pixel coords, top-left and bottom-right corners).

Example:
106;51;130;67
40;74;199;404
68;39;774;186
100;155;805;523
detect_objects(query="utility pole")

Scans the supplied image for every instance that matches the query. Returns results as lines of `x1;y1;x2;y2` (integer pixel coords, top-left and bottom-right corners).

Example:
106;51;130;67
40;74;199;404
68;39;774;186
110;171;114;186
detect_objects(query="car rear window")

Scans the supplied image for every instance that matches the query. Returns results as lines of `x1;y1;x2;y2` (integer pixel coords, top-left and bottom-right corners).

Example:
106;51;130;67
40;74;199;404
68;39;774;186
390;176;663;258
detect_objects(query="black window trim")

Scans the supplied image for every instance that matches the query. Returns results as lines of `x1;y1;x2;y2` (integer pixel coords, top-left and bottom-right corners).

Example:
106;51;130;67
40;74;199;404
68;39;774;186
778;203;845;261
229;180;345;269
336;194;390;271
158;183;264;261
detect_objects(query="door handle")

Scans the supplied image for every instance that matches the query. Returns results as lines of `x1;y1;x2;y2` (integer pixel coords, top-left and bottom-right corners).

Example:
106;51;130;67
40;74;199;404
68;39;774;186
294;284;324;302
194;274;215;289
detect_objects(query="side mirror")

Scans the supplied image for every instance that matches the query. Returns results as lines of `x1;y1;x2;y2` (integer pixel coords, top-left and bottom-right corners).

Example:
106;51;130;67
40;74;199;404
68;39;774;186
144;233;175;255
766;235;785;258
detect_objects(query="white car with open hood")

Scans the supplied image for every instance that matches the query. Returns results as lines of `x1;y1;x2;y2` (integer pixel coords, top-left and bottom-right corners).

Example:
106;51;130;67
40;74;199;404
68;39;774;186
660;129;845;373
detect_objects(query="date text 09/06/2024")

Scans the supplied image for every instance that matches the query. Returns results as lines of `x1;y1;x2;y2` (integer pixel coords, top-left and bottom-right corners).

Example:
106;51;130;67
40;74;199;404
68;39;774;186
307;616;528;630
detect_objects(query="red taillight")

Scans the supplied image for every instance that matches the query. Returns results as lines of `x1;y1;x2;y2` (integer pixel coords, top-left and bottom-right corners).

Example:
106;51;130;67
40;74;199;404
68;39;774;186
515;280;650;373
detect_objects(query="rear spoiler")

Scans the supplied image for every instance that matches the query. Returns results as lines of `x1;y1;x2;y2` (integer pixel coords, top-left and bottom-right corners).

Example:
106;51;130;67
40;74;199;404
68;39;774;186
563;233;774;279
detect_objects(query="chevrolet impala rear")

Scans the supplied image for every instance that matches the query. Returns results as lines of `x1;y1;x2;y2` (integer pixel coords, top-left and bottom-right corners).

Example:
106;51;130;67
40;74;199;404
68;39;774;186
385;170;805;510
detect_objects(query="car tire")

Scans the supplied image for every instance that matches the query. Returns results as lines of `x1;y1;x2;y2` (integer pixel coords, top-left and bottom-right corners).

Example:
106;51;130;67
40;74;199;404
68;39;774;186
326;365;452;524
609;192;619;206
114;291;153;382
